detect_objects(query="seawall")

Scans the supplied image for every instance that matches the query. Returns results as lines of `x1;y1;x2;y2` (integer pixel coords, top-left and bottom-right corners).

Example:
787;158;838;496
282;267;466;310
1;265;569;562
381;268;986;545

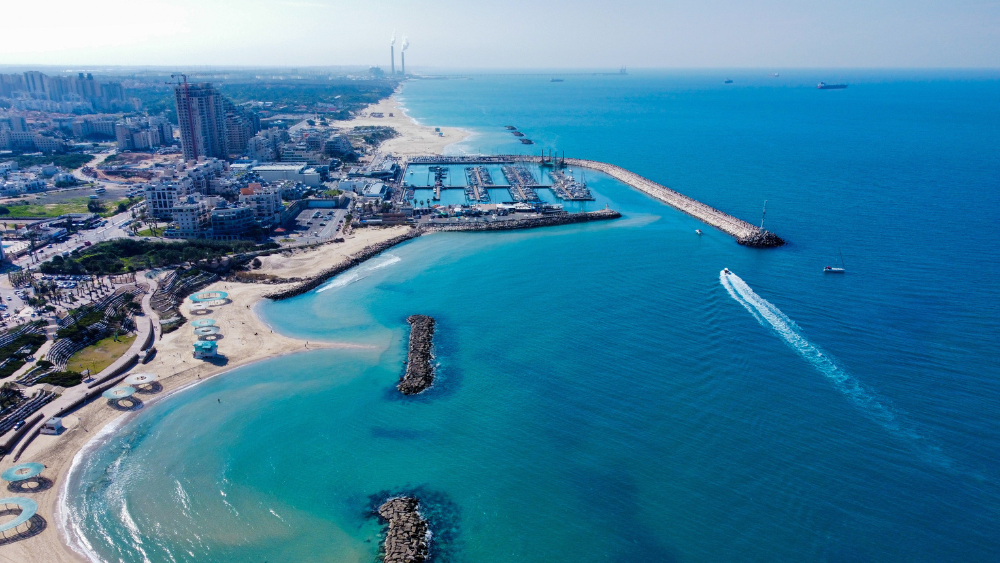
428;208;621;232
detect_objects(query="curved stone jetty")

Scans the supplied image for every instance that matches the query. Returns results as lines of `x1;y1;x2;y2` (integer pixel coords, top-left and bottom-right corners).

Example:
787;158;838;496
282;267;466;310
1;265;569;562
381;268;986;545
562;158;784;247
398;315;436;395
265;231;422;300
378;497;430;563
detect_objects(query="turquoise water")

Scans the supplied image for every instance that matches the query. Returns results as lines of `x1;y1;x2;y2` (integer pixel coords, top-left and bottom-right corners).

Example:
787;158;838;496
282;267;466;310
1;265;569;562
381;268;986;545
65;71;1000;562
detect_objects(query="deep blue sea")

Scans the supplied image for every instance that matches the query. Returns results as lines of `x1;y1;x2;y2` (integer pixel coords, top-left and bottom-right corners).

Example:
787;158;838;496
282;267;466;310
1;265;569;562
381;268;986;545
64;71;1000;563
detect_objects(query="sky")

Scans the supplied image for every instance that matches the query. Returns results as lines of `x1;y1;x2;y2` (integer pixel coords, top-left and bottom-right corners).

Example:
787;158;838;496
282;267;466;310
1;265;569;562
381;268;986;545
2;0;999;68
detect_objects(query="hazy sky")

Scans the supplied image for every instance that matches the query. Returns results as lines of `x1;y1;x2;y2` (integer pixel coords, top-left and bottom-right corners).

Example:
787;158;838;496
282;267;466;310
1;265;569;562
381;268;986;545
4;0;998;68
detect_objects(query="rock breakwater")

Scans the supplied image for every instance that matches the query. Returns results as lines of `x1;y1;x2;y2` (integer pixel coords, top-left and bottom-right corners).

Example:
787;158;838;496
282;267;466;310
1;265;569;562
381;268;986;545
429;208;621;232
264;231;422;300
737;229;786;248
398;315;436;395
378;497;430;563
483;155;784;246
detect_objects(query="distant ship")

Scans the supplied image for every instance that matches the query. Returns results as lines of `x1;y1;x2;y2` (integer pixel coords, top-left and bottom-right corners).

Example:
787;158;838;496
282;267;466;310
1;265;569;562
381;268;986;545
724;79;733;84
818;82;848;90
520;139;534;145
550;78;564;82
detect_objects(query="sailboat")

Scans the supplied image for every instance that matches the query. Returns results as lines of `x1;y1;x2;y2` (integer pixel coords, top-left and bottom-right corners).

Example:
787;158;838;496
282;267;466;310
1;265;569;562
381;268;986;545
824;251;846;273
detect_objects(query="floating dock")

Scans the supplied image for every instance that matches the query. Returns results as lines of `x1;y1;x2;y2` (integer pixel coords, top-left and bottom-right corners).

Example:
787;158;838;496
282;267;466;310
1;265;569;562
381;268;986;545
549;169;594;201
501;165;541;202
464;166;493;202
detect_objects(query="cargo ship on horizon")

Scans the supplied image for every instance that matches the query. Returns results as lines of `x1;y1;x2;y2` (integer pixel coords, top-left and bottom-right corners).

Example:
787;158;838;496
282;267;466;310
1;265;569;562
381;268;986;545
818;82;848;90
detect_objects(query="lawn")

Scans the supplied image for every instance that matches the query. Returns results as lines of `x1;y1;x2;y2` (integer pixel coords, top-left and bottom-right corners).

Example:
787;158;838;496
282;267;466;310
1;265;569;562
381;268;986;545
65;333;136;375
2;197;132;218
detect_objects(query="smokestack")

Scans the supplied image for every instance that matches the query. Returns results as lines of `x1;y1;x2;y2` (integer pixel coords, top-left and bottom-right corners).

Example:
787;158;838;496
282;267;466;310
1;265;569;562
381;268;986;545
390;32;396;75
401;36;409;76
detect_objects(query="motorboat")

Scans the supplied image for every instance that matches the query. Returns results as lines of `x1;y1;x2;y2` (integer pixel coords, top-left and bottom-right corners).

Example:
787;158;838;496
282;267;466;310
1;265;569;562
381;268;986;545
723;268;731;275
696;229;703;235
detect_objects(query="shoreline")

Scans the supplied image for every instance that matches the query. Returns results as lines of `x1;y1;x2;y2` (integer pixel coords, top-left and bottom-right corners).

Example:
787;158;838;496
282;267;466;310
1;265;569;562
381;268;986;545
14;89;614;563
18;94;470;560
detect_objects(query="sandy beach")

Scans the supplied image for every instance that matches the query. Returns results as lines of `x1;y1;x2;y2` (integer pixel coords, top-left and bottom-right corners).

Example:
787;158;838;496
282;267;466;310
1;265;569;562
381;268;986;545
0;164;424;562
331;95;470;156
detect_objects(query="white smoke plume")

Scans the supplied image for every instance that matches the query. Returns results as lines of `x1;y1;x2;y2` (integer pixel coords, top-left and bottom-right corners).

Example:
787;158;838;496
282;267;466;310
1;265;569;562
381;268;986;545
390;31;396;46
401;36;409;51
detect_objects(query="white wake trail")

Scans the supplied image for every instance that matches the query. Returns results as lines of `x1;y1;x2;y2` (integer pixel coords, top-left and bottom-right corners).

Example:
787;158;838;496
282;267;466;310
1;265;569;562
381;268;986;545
316;254;401;293
720;270;949;466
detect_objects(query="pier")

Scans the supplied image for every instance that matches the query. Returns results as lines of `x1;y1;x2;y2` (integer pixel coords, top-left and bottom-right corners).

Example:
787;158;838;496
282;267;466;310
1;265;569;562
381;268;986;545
501;164;542;202
550;169;594;200
464;166;493;203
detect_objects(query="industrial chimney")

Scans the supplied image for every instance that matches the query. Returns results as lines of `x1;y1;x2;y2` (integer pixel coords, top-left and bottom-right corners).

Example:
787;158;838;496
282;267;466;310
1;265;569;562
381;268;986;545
390;33;396;75
401;36;409;76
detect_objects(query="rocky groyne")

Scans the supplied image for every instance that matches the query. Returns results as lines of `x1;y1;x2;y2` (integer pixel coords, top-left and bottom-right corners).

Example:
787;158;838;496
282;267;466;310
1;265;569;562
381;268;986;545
378;497;430;563
264;231;422;300
398;315;436;395
429;208;621;232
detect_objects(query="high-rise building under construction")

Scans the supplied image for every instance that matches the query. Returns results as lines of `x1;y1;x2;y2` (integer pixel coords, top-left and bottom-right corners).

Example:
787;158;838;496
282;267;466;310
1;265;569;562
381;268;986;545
175;82;228;161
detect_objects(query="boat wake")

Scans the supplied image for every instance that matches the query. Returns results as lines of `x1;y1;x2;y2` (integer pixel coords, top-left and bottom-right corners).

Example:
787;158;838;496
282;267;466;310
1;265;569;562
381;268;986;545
316;254;402;293
719;269;951;468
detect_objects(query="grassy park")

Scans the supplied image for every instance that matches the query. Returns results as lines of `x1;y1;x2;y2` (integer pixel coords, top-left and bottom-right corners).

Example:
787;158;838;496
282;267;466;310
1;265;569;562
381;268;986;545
66;333;137;375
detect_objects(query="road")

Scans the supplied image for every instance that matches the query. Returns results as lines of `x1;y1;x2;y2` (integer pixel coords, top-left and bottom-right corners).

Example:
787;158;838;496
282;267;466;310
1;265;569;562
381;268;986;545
12;209;134;269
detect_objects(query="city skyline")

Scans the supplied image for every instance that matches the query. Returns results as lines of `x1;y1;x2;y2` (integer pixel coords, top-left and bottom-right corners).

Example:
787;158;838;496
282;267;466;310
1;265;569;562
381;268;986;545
3;0;999;68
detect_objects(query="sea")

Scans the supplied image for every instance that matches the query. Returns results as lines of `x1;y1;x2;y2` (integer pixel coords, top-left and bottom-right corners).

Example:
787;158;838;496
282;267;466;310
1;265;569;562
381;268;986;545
62;70;1000;563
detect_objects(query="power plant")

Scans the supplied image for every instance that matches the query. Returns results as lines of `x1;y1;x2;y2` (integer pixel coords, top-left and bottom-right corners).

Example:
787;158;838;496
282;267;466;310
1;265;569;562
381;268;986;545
389;33;410;76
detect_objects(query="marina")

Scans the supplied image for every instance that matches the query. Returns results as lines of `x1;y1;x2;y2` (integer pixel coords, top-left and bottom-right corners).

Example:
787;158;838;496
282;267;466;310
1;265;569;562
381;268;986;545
401;155;783;246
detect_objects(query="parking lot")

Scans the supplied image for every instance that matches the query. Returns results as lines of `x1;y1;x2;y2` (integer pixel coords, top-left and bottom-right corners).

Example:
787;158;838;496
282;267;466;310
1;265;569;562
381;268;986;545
284;207;348;242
